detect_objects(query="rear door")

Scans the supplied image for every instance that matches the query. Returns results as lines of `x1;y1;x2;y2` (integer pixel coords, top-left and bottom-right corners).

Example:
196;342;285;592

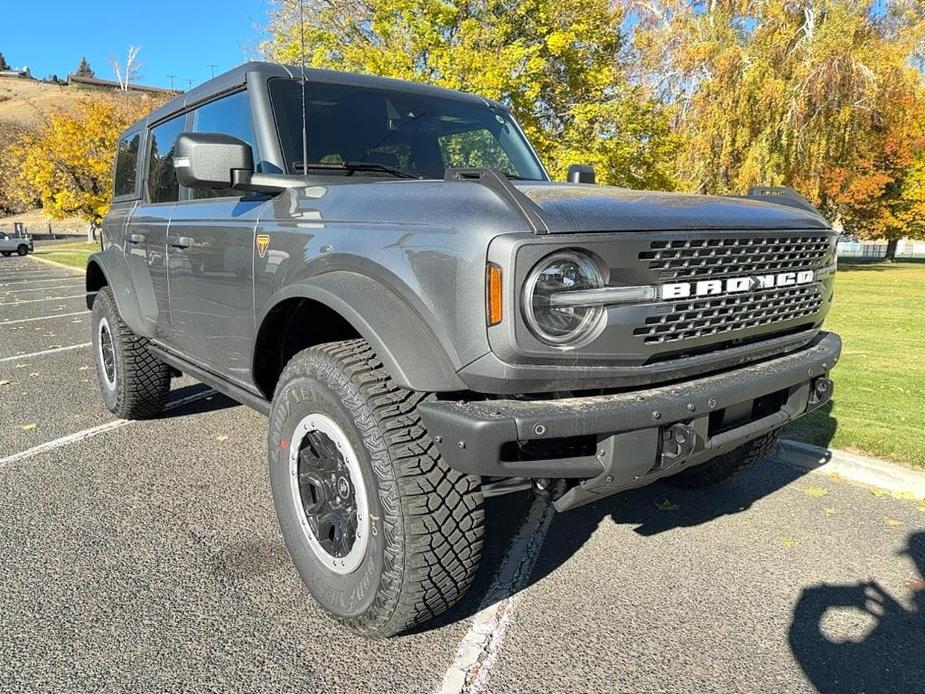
165;90;263;385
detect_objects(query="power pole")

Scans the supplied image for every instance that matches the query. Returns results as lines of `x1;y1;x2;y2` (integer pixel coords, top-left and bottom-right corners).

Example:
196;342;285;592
187;78;193;90
167;74;176;89
207;64;218;78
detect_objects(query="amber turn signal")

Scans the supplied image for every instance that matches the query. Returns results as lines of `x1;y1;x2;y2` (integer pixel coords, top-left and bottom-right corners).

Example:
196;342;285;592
487;263;503;326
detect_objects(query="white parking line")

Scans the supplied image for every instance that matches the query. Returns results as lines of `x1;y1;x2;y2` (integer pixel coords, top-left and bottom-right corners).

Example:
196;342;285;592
437;496;555;694
0;389;218;468
0;276;79;285
0;294;85;306
0;311;87;325
1;280;83;295
0;343;90;363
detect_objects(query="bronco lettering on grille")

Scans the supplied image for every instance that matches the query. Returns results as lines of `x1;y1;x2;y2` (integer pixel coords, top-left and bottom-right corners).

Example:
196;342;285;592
661;270;816;300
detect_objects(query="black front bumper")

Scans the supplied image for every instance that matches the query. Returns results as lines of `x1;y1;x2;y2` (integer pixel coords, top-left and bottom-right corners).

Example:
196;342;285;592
419;331;841;511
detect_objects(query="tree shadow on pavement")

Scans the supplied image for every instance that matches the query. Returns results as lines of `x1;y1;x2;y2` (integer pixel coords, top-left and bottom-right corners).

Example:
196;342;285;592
788;531;925;694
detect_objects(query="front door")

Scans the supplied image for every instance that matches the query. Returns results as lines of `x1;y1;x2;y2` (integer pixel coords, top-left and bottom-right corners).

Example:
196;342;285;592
165;198;263;385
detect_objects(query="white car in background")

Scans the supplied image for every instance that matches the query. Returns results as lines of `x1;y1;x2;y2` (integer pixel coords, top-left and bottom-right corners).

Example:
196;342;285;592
0;232;33;257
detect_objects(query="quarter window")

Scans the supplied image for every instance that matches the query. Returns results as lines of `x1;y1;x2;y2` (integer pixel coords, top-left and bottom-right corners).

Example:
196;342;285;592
189;91;256;199
114;132;140;197
147;116;186;204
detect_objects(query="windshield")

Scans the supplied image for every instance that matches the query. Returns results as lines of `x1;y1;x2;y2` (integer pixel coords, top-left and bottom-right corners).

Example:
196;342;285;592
268;78;547;181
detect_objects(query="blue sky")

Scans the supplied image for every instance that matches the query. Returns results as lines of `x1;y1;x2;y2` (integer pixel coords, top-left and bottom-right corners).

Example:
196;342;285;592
1;0;270;89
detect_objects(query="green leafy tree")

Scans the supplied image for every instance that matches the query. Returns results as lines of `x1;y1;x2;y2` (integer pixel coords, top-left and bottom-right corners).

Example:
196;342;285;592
74;56;95;78
264;0;679;189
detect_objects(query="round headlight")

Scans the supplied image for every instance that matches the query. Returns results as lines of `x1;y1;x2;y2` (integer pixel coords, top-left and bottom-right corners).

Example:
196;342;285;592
522;251;606;347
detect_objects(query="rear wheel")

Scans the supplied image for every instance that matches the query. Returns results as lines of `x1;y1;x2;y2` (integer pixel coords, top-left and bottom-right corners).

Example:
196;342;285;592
16;244;28;256
268;339;485;638
91;286;171;419
662;431;779;489
1;251;10;257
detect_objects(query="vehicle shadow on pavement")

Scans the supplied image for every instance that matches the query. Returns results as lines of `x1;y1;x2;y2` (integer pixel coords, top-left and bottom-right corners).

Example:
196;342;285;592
418;460;816;633
788;531;925;694
162;385;240;417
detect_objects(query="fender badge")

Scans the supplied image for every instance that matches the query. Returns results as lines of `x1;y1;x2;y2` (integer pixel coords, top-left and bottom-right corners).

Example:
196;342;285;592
256;234;271;259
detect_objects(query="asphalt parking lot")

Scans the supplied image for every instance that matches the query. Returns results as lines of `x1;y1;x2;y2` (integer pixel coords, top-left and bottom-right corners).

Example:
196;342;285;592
1;254;923;693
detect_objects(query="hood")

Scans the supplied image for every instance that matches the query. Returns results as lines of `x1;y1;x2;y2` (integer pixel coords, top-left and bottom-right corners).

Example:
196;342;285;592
513;182;829;232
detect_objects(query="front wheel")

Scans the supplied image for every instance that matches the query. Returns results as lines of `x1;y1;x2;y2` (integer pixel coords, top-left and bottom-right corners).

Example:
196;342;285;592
91;286;172;419
16;245;28;256
268;340;485;638
1;251;11;257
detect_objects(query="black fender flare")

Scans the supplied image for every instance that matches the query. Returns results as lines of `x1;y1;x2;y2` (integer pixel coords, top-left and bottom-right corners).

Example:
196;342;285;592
256;272;467;392
85;249;155;338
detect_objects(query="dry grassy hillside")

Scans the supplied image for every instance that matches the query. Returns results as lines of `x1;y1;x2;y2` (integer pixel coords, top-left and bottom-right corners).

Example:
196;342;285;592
0;76;86;125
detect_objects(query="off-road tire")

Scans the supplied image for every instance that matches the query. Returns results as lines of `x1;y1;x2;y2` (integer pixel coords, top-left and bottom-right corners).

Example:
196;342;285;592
91;286;171;419
268;339;485;638
16;245;28;256
662;431;780;489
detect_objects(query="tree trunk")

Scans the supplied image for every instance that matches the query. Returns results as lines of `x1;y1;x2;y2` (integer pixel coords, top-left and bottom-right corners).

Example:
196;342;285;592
885;237;899;262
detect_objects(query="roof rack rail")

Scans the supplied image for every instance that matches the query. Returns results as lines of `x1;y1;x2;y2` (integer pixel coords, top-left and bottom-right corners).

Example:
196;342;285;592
445;167;549;234
746;186;822;216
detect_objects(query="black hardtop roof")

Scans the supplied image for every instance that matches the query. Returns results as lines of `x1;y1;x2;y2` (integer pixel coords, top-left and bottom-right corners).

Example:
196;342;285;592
127;61;505;135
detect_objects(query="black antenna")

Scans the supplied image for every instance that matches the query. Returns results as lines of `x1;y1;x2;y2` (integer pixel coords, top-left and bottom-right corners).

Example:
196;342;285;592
299;0;308;173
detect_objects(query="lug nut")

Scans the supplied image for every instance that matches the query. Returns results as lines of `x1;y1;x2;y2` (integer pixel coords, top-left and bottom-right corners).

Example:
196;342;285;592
533;423;547;436
652;410;661;420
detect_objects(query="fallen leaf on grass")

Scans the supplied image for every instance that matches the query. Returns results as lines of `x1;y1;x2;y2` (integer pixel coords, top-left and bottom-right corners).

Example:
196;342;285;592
215;435;230;442
885;519;903;527
823;507;838;514
17;423;37;431
28;372;39;377
892;491;920;501
782;538;797;549
655;499;680;511
802;486;829;498
918;504;925;513
870;489;888;497
0;380;9;386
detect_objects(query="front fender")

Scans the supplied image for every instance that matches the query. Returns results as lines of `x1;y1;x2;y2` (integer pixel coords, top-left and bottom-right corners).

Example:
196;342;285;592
86;249;154;338
258;272;468;392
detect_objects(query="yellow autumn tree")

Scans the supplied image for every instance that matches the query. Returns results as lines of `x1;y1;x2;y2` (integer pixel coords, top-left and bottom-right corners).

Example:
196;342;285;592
9;96;157;228
263;0;680;189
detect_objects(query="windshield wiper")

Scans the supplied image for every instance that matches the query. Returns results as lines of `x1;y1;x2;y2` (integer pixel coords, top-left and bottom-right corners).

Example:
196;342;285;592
295;161;419;179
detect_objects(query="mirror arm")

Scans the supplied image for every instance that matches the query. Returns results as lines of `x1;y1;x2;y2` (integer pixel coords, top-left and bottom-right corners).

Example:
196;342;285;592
231;170;307;194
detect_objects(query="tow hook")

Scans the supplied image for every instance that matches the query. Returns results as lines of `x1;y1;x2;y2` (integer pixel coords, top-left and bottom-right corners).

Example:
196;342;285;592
660;423;698;469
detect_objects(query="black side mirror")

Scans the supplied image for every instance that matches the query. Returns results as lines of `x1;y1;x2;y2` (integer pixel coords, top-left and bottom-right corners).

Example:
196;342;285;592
174;132;254;189
567;164;596;184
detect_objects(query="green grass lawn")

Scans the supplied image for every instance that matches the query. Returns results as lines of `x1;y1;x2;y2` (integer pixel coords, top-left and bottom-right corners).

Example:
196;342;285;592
785;261;925;468
32;241;98;271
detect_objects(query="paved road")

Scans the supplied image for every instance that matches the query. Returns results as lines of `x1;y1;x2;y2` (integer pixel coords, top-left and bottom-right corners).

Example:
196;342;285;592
1;255;922;693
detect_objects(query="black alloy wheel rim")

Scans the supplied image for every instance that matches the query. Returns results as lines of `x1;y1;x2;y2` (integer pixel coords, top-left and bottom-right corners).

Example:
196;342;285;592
100;323;116;385
297;429;359;558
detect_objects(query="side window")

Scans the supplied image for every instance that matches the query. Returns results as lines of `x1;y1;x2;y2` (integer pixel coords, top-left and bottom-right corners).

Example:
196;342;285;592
189;91;256;199
438;128;515;174
114;132;140;197
147;116;186;204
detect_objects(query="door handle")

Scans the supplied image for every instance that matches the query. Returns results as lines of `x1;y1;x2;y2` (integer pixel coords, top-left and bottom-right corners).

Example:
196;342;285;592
167;235;194;249
127;233;145;244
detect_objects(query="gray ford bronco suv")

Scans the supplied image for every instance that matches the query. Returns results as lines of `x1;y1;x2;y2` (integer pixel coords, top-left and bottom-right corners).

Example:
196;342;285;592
88;62;841;637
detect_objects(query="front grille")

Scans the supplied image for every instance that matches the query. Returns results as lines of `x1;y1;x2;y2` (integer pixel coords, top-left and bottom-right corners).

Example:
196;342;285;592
640;235;831;281
634;284;823;345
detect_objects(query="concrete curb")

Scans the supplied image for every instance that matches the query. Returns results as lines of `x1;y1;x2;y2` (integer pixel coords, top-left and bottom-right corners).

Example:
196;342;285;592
772;439;925;499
